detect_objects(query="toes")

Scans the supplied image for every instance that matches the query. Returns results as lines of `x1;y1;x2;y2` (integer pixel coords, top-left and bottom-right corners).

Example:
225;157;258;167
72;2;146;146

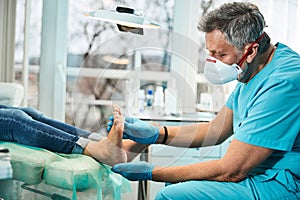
113;116;121;126
112;105;124;131
113;104;122;115
113;116;124;134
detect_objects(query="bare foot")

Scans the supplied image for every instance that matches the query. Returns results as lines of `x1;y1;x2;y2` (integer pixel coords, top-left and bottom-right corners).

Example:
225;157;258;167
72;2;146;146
106;105;127;164
84;105;127;166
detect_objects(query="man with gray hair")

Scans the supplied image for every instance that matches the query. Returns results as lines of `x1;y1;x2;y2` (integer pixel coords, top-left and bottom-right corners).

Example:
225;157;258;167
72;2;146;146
111;2;300;199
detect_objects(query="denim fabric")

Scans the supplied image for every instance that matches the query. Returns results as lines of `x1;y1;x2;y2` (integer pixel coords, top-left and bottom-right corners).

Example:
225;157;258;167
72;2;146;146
0;105;92;154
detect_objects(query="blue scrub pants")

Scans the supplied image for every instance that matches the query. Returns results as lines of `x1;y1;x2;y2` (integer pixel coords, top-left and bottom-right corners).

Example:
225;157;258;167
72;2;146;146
0;105;91;154
155;175;300;200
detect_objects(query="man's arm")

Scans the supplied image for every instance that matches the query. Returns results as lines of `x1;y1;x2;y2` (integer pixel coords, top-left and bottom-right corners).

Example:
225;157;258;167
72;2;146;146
152;106;273;182
122;106;233;161
152;139;274;183
156;106;234;148
113;106;273;182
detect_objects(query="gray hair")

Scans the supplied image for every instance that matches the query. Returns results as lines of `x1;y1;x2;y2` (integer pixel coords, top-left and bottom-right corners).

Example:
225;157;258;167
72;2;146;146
198;2;270;53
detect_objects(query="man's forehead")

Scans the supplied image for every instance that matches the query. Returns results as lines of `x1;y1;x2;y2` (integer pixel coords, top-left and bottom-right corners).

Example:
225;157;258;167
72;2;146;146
205;30;234;52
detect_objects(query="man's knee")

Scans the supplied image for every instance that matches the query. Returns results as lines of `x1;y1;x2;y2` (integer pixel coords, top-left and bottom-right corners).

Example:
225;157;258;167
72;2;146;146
155;188;171;200
154;184;191;200
154;180;250;200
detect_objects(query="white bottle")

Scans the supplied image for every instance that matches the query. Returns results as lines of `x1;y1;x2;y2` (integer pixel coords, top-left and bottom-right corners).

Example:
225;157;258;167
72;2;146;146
138;89;145;114
164;88;177;115
153;86;164;115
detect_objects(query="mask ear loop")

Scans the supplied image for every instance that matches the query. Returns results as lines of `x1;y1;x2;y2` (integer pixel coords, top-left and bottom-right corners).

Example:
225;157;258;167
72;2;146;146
237;32;265;67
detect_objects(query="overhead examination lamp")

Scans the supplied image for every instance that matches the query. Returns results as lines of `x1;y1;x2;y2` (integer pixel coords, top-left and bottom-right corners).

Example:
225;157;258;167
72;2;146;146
84;6;160;35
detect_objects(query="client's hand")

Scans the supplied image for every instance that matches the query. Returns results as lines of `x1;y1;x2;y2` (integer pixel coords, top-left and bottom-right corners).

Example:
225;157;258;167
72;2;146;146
111;161;154;181
107;116;159;144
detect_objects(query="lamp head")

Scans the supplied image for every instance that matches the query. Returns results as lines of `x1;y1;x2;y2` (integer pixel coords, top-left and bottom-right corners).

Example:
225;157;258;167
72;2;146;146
115;6;143;35
84;6;160;35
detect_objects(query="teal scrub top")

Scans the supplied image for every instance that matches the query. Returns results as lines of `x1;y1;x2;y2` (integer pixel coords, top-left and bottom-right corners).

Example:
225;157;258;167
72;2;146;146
226;43;300;190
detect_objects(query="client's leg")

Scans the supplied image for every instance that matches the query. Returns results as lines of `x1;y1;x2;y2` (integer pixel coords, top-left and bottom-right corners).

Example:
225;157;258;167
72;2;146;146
0;108;80;153
20;107;91;138
123;140;149;162
0;105;91;138
0;105;126;166
83;105;127;166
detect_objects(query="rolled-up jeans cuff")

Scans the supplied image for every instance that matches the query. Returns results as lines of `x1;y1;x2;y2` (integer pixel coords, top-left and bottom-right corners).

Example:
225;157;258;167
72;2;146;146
88;132;105;141
72;137;90;154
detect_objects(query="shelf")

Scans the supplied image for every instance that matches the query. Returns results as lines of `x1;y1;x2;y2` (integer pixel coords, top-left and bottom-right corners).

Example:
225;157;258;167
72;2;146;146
134;111;215;122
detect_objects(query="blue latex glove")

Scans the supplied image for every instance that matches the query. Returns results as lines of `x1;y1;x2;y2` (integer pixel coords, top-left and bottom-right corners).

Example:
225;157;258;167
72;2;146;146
123;116;159;144
107;116;159;144
111;161;154;181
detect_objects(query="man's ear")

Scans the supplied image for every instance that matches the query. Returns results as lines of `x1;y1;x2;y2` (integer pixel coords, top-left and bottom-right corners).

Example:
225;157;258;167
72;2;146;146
246;43;259;63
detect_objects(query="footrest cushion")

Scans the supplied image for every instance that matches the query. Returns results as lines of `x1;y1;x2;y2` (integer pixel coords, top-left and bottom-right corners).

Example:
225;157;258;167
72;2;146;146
44;154;102;191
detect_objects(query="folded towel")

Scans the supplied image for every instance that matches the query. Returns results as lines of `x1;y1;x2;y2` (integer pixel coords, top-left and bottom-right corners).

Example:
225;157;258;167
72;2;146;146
0;154;13;179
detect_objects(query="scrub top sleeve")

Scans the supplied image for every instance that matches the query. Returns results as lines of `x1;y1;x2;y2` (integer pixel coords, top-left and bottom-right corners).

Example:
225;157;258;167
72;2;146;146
225;91;234;110
234;79;300;151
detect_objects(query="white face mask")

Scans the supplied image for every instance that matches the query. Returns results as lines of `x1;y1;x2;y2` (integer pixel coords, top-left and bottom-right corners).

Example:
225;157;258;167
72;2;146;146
204;56;243;84
204;32;266;84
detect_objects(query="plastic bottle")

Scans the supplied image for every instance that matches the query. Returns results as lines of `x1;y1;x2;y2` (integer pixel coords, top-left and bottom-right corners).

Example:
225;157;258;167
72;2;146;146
164;88;177;115
138;89;145;113
146;89;154;107
153;86;164;115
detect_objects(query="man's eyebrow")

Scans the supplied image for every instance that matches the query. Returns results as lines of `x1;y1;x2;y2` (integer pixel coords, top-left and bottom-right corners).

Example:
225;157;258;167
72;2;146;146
207;49;216;53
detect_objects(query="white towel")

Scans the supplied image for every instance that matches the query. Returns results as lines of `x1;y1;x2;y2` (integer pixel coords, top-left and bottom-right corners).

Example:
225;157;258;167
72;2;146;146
0;154;13;180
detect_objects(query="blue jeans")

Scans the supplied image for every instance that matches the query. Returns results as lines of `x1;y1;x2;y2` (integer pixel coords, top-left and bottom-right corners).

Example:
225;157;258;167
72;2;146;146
0;105;91;154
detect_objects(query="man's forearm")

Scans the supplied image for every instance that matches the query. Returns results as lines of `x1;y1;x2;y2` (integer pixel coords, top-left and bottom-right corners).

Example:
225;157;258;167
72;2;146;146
155;123;213;148
152;159;227;183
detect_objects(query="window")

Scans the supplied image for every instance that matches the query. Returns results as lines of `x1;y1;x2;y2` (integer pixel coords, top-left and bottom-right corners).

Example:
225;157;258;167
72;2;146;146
13;0;300;133
66;0;175;132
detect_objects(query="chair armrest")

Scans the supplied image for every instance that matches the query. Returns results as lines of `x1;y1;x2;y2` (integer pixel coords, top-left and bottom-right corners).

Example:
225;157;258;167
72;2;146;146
0;82;24;106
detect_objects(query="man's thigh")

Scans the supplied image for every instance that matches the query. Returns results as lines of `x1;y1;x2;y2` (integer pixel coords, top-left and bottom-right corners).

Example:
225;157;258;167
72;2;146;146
155;180;253;200
155;178;299;200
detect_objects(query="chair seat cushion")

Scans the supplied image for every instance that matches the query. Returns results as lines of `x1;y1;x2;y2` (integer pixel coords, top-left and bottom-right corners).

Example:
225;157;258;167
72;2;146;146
0;142;59;184
0;141;130;193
